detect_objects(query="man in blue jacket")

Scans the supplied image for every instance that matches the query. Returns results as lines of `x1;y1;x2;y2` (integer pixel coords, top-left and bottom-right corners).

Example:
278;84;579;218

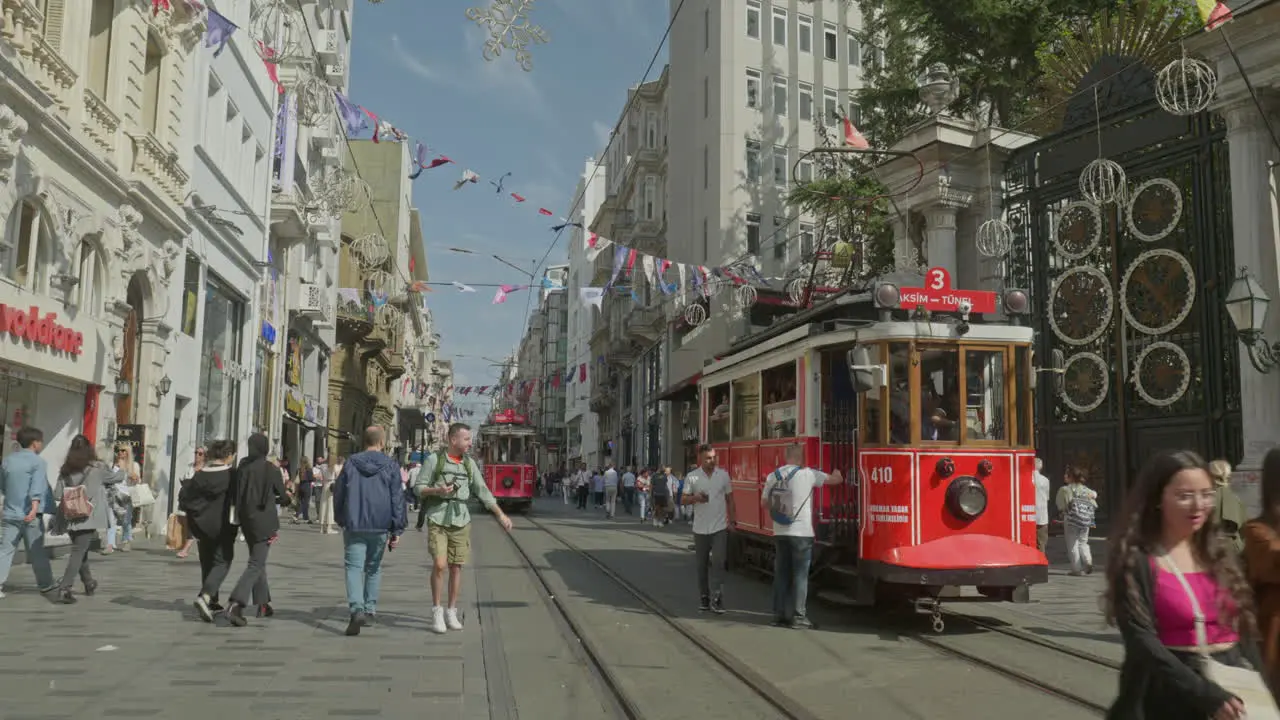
333;426;406;636
0;426;57;597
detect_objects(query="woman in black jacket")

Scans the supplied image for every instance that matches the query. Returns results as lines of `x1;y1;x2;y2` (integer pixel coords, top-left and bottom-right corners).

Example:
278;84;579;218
180;439;237;623
1103;450;1265;720
224;433;288;627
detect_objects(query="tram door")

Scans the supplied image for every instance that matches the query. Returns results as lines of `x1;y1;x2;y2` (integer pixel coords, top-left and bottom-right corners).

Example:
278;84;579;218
819;348;860;546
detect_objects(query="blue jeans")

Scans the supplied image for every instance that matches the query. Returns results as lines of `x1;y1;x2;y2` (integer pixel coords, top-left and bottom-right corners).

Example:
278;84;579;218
343;531;388;615
772;535;814;622
0;518;56;590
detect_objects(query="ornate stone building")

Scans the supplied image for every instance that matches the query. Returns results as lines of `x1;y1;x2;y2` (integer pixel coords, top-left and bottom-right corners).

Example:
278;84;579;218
0;0;204;517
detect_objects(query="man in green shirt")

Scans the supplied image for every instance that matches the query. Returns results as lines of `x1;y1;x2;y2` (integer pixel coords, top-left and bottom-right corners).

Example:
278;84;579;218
414;422;513;634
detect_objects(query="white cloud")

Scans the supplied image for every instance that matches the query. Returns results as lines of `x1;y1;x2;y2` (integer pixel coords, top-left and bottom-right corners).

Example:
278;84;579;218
389;34;444;82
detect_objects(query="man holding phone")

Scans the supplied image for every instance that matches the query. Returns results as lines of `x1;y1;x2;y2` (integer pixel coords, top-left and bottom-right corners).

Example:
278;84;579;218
682;443;734;614
415;422;513;635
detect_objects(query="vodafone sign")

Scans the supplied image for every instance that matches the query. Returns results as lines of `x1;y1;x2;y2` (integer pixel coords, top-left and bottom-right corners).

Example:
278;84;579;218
0;304;85;356
899;267;998;314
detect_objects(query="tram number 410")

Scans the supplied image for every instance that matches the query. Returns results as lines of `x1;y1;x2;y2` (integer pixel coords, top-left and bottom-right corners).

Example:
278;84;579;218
868;467;894;485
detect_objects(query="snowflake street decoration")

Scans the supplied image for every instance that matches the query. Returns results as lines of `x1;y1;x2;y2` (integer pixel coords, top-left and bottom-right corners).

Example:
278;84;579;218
466;0;549;72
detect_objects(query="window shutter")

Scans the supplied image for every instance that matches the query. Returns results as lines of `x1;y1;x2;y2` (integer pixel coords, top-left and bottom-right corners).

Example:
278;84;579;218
42;0;65;50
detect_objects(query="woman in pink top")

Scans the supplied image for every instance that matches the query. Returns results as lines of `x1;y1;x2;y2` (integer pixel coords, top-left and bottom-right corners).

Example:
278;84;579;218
1103;450;1265;720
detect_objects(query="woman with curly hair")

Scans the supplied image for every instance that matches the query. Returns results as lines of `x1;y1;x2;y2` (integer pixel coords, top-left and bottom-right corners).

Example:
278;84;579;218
1242;448;1280;694
1103;450;1267;720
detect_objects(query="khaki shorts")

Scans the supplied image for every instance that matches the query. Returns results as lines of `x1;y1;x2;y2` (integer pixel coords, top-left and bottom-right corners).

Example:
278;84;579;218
428;523;472;565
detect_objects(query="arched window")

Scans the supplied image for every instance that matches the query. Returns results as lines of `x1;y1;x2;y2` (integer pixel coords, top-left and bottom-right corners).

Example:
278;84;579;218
77;238;104;314
2;199;51;292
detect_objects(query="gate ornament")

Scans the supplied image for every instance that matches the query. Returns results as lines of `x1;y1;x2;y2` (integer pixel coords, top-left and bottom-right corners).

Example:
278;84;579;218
1126;178;1182;242
1121;249;1196;336
1060;352;1109;414
1079;158;1128;206
976;219;1013;258
1156;56;1218;117
1131;341;1191;407
465;0;549;72
1049;266;1114;346
1054;201;1102;261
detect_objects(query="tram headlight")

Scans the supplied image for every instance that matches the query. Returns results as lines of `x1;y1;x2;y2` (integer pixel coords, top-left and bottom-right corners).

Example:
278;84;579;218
873;282;901;309
945;476;988;520
502;476;515;489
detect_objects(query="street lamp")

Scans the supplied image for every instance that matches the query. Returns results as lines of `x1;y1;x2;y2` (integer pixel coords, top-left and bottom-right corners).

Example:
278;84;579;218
1225;269;1280;372
114;377;132;397
157;375;173;397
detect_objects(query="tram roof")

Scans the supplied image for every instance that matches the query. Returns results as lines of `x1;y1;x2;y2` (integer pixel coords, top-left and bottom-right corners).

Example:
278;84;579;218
701;293;1029;381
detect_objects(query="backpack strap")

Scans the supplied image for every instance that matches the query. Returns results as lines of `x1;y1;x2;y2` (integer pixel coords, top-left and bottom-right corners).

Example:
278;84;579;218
432;452;448;485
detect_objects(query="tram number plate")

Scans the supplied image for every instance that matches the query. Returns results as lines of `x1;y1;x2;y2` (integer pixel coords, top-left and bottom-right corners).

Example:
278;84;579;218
868;467;894;485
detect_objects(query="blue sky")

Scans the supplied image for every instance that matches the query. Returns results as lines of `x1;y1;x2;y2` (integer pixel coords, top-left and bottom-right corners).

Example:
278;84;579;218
347;1;666;402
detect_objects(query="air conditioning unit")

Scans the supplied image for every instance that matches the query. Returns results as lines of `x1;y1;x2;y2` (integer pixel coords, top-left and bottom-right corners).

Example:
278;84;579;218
315;30;340;64
309;120;334;147
297;283;323;313
323;59;345;86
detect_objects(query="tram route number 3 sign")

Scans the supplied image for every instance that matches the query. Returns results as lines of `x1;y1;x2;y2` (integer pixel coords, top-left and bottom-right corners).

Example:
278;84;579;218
899;267;998;314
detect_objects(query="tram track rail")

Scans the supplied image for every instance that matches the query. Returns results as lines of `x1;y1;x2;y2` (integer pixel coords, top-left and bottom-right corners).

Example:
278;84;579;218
508;514;822;720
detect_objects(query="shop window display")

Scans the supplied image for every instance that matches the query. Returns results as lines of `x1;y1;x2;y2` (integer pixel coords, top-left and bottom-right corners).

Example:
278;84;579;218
197;275;245;445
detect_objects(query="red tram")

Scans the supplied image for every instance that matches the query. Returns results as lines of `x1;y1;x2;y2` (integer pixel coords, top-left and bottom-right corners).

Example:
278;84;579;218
698;269;1047;627
478;410;537;513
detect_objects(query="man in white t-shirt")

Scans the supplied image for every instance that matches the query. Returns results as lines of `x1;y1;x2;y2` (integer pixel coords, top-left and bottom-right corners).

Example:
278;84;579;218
621;466;637;515
1033;458;1050;553
603;462;620;519
682;444;734;614
761;444;843;629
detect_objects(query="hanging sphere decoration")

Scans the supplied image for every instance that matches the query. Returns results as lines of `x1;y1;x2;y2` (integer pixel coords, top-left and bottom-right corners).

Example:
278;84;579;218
296;73;337;127
1079;158;1128;206
1155;56;1218;116
787;278;809;306
319;168;371;215
351;234;390;270
683;302;707;327
975;218;1014;258
249;0;308;63
365;269;395;296
736;285;758;309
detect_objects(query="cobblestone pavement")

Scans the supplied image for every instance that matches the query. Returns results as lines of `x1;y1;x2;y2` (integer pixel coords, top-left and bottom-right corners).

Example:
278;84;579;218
0;517;611;720
520;496;1117;719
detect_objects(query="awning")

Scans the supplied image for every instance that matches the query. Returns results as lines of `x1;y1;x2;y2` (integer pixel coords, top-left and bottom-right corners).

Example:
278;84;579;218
656;372;700;403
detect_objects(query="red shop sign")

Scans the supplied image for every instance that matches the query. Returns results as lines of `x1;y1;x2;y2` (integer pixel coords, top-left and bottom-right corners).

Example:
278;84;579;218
0;304;85;356
492;409;527;425
899;267;998;314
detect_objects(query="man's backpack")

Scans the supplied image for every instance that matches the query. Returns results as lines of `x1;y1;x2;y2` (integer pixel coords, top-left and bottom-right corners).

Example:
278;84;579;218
422;453;477;508
767;466;805;526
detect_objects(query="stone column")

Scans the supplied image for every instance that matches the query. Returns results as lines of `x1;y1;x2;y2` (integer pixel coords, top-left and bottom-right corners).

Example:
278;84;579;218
1222;99;1280;514
924;206;959;277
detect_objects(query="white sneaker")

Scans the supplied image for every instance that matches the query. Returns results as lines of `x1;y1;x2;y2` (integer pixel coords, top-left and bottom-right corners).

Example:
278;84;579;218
430;606;447;634
446;607;463;631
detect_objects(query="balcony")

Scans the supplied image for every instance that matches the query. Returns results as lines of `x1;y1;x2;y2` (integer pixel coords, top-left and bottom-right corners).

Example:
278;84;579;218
20;32;77;116
81;89;119;160
336;300;374;340
591;248;613;285
628;303;665;342
129;131;189;205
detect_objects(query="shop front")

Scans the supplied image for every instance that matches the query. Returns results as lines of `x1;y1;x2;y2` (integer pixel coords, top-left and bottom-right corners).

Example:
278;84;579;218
196;274;248;446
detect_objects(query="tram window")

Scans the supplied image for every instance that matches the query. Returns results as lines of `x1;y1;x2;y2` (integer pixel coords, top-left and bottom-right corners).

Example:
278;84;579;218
1016;347;1033;446
732;374;762;441
861;345;884;444
887;343;911;444
920;347;960;442
762;362;797;438
964;349;1007;442
708;384;731;443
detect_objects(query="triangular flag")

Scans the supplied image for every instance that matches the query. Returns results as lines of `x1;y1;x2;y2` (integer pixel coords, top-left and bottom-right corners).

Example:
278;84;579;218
453;170;479;190
452;281;476;293
511;193;526;203
1196;0;1232;29
843;115;870;149
203;9;237;57
538;208;554;216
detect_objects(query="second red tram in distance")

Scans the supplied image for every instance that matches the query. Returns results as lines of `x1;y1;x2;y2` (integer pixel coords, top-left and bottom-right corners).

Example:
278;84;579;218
698;269;1047;629
477;411;537;513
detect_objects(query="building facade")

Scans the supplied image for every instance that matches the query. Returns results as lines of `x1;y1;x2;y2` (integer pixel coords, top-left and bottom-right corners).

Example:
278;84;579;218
564;158;605;468
662;0;870;466
0;1;204;526
515;265;568;470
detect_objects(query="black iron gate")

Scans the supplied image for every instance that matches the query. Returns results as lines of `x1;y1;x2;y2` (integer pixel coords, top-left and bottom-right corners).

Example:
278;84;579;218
1003;60;1241;527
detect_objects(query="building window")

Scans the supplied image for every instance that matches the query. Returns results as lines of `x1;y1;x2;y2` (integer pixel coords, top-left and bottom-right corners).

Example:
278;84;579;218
746;68;760;109
746;0;760;38
799;82;813;121
703;75;709;118
87;0;114;99
702;144;708;188
823;88;839;123
823;22;837;60
2;199;49;292
847;98;863;126
773;76;787;117
745;139;761;182
644;176;656;220
800;222;815;257
142;31;164;135
848;31;861;67
198;274;245;445
773;218;786;261
181;254;201;336
863;42;882;67
773;146;788;187
772;7;787;46
703;6;710;50
798;15;812;53
646;111;658;149
798;159;814;182
76;239;103;315
746;213;761;255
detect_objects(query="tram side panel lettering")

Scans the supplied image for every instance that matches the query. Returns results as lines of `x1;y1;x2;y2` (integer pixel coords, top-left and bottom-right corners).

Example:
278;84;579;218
1016;452;1039;548
859;451;913;560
